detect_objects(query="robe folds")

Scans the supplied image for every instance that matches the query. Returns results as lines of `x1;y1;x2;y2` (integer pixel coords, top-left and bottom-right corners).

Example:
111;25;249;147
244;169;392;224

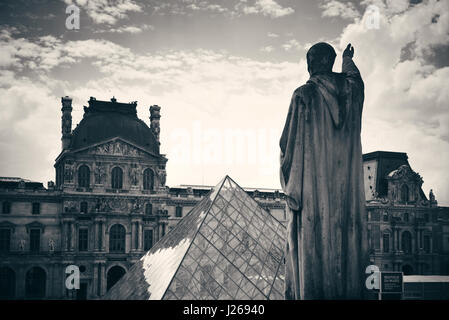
280;57;369;299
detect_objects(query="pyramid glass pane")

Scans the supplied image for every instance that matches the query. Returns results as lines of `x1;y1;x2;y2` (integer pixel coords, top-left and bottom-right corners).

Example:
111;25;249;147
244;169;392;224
104;176;286;300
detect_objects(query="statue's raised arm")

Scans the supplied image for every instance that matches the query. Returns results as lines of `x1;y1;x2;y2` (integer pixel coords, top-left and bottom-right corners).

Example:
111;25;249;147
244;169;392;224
342;43;362;81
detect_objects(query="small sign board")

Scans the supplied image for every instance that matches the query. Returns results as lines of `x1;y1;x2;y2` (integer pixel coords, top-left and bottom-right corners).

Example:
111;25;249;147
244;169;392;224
380;272;403;300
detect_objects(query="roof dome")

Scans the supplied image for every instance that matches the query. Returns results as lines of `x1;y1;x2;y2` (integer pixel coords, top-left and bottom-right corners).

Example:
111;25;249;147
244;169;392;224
69;98;159;155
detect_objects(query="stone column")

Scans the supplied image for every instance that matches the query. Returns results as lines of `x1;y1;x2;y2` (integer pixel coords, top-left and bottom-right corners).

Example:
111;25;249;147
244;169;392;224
391;228;395;253
419;230;423;250
94;222;99;251
100;263;106;296
17;265;25;298
100;222;106;251
61;264;67;298
138;222;143;251
93;264;99;297
70;222;76;251
62;221;68;251
414;229;419;253
131;222;136;251
67;222;72;251
396;229;400;251
61;96;73;150
134;222;138;250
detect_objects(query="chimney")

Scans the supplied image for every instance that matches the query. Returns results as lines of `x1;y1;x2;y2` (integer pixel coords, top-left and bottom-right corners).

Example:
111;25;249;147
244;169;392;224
150;105;161;144
61;96;73;150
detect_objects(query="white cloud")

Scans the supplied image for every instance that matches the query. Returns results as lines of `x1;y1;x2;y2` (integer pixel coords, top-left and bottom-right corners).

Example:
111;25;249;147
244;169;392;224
238;0;294;18
260;45;275;52
336;0;449;204
1;0;448;206
63;0;142;24
0;74;61;183
186;1;229;13
0;33;305;190
149;0;293;18
320;0;361;20
97;24;154;34
282;39;303;51
150;0;229;16
267;32;279;38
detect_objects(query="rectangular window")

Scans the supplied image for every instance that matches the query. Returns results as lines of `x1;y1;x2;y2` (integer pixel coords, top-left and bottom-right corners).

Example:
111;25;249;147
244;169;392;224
382;234;390;253
370;211;380;221
30;229;41;252
80;202;88;214
372;225;380;250
79;228;89;252
2;201;11;214
0;229;11;252
32;202;40;215
175;206;182;218
144;230;153;251
404;212;409;222
423;235;431;253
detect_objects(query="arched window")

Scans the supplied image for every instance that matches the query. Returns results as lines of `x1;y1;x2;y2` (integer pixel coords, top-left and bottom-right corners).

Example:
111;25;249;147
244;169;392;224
107;265;126;291
401;231;412;254
143;168;154;190
25;267;46;299
0;267;15;299
145;203;152;215
111;167;123;189
109;224;125;253
400;184;409;203
78;165;90;188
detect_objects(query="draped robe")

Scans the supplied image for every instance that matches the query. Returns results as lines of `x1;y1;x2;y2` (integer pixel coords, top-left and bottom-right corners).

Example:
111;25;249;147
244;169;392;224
280;56;369;299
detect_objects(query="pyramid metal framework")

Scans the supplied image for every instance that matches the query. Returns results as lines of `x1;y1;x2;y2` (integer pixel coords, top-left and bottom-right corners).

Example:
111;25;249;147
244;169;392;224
104;176;286;300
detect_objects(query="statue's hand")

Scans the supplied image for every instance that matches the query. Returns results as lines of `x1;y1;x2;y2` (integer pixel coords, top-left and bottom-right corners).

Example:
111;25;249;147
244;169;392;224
343;43;354;58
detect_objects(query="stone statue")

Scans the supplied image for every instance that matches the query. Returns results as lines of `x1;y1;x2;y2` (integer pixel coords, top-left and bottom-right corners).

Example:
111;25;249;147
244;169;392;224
19;239;26;252
129;165;139;186
280;43;369;299
49;238;55;252
64;162;74;182
94;162;105;184
101;198;112;212
429;189;435;202
131;198;142;213
158;169;166;186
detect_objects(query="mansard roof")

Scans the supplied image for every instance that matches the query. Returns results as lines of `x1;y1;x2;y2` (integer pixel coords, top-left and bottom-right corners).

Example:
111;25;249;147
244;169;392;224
69;97;159;156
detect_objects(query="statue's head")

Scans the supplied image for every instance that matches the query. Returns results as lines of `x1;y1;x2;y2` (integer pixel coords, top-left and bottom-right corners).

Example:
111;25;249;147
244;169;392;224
306;42;336;76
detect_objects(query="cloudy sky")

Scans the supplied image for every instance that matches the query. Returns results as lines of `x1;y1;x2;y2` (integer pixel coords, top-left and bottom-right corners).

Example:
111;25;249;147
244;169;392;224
0;0;448;204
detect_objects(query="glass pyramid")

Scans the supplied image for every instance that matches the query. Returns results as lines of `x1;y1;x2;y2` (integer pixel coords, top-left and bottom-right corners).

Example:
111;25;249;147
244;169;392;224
104;176;286;300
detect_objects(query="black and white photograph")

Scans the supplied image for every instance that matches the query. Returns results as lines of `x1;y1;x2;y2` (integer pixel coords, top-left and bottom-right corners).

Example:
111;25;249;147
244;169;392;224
0;0;448;310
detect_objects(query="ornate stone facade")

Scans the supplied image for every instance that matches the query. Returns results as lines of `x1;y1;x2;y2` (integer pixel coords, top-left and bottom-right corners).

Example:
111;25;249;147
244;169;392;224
364;151;449;276
0;97;170;299
1;100;448;300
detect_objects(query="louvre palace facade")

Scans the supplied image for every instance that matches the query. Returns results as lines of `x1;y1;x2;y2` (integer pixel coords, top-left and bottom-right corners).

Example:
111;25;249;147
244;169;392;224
0;96;448;300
